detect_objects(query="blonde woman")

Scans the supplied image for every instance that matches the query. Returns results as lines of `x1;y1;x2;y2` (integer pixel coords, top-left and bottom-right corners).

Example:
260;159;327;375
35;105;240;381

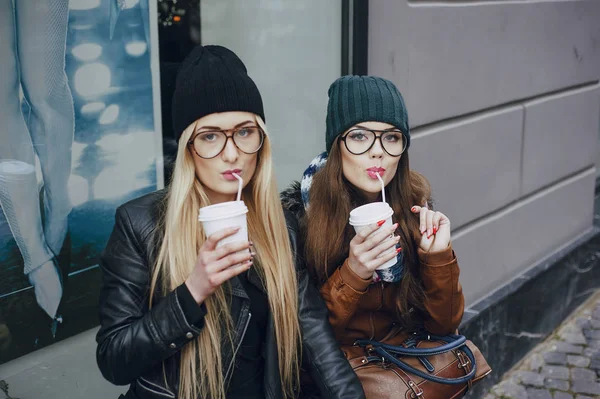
96;46;364;399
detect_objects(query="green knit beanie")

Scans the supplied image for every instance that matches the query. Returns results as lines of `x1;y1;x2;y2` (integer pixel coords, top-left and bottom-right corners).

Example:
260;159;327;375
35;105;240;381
325;75;410;153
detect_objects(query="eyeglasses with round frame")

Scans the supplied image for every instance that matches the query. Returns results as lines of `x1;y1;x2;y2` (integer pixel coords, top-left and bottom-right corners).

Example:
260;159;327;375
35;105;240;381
338;128;407;157
188;125;265;159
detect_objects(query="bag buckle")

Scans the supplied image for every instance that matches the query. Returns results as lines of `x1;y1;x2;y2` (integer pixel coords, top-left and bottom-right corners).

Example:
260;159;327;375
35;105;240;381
408;380;424;397
457;351;471;369
381;357;393;369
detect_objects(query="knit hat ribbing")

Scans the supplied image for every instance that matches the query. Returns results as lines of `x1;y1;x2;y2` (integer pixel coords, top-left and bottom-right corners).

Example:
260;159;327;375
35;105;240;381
171;45;265;142
325;75;409;153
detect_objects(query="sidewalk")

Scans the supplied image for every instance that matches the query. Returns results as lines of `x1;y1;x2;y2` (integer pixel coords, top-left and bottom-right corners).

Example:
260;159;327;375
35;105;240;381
484;290;600;399
0;327;124;399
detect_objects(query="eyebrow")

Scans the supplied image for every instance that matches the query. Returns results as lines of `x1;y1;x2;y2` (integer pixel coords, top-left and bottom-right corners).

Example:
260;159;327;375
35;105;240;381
196;120;254;131
353;124;401;132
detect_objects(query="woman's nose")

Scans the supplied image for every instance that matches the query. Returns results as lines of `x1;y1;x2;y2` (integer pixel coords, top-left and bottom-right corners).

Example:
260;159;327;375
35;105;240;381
369;137;384;158
221;137;239;162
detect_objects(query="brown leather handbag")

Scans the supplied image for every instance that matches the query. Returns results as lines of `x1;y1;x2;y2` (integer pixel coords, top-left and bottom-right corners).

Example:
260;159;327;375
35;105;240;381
346;332;492;399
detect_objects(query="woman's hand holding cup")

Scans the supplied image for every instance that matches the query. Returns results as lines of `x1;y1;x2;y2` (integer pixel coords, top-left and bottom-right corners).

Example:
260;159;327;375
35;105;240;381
185;227;254;304
348;222;400;280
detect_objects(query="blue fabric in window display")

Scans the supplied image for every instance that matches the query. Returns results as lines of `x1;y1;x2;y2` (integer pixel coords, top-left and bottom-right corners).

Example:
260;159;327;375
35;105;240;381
0;0;74;326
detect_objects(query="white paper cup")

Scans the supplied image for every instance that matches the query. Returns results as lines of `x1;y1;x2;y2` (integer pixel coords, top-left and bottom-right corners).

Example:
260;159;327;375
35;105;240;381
198;201;249;248
349;202;397;270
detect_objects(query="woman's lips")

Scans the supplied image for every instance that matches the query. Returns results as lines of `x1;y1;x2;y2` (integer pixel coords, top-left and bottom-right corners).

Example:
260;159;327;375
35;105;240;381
222;169;242;181
366;167;385;180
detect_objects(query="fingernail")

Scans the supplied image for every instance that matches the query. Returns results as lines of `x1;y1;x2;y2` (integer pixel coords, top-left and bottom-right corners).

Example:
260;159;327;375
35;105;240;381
396;248;402;253
411;206;417;212
427;233;432;238
377;220;385;227
433;227;437;234
249;240;254;246
250;252;257;257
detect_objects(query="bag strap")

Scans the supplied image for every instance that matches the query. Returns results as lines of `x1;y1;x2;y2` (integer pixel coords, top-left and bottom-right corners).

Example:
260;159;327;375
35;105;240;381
355;334;466;357
371;334;467;357
355;334;477;385
376;344;477;385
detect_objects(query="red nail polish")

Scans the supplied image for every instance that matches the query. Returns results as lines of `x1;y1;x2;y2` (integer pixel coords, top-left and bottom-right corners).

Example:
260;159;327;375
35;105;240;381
377;220;385;227
396;248;402;253
411;207;417;212
433;227;437;234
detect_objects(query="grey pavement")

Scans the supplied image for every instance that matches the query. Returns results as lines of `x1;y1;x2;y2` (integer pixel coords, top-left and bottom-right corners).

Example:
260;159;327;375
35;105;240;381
484;290;600;399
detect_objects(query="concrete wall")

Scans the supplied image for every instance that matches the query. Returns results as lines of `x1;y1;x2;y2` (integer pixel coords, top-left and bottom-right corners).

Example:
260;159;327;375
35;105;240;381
369;0;600;305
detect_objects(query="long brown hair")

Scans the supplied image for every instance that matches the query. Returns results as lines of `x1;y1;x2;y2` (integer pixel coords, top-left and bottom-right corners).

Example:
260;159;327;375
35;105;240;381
304;137;431;329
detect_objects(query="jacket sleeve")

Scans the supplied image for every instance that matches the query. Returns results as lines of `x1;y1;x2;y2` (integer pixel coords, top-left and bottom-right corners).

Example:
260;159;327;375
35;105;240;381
285;212;365;399
319;258;372;338
418;245;465;335
96;206;205;385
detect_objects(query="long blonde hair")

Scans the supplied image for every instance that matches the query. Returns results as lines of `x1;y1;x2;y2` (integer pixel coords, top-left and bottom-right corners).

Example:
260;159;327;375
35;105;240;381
149;116;301;399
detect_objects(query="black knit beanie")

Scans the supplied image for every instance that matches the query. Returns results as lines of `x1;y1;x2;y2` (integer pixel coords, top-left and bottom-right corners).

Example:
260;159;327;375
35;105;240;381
325;75;410;153
171;45;265;142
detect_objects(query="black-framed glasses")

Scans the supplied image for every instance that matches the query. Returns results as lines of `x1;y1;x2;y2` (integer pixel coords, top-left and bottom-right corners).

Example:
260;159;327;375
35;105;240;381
188;125;265;159
339;128;407;157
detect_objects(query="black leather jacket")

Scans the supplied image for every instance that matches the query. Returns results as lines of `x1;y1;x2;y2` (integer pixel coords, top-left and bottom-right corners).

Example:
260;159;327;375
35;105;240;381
96;190;365;399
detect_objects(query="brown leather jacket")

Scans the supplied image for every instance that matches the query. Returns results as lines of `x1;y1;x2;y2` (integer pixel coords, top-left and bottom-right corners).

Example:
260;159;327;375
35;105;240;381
320;245;464;347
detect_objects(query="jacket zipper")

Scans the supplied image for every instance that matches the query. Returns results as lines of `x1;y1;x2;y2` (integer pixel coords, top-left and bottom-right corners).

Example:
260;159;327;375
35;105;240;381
369;312;375;340
369;281;385;340
224;311;252;381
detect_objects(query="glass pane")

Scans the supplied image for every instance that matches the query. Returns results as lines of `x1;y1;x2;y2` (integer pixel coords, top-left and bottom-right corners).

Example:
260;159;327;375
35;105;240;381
200;0;342;186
